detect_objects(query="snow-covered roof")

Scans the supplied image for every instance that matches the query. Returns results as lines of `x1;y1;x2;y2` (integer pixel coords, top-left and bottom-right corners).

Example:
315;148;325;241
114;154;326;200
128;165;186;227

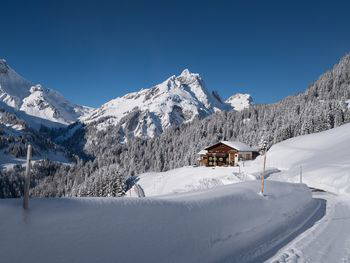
197;149;208;155
220;141;255;152
204;141;256;152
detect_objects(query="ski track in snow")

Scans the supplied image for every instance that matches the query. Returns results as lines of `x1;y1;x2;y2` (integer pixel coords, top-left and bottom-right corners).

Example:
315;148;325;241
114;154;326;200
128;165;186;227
267;193;350;263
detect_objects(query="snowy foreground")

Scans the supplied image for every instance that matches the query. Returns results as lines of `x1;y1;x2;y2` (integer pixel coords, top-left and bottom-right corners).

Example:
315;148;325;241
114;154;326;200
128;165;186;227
0;181;319;263
262;123;350;262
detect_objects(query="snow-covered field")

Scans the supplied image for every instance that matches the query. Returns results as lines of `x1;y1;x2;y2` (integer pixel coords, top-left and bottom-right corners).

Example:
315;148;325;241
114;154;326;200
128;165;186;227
128;165;279;197
0;181;319;263
259;122;350;194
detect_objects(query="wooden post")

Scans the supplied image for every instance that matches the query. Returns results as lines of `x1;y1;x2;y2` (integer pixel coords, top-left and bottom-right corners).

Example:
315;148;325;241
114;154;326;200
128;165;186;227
23;144;32;210
261;150;267;194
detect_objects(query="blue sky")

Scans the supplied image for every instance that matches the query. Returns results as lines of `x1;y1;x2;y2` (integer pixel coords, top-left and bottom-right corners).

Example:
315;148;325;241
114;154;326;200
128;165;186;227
2;0;350;107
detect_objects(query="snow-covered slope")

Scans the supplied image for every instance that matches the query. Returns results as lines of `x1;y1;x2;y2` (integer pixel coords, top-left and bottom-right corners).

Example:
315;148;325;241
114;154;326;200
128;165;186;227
129;166;241;196
128;165;279;197
83;69;230;138
20;85;92;125
0;59;32;108
253;122;350;194
0;59;93;126
0;181;319;263
225;93;253;111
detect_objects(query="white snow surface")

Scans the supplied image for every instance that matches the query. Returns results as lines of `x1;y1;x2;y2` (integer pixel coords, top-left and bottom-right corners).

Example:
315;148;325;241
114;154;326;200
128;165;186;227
128;165;279;197
20;85;93;125
129;166;241;197
266;192;349;263
225;93;253;111
0;59;93;126
83;69;230;137
218;140;256;151
254;122;350;195
0;181;318;263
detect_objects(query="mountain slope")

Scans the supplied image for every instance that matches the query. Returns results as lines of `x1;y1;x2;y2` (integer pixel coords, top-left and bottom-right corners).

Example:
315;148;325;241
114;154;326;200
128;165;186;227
82;69;230;138
20;85;92;125
225;93;253;111
0;59;93;126
0;59;32;108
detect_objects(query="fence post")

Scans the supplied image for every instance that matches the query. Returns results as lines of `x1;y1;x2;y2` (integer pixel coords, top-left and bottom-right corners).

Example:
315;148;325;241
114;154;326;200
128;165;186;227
23;144;32;210
261;150;267;194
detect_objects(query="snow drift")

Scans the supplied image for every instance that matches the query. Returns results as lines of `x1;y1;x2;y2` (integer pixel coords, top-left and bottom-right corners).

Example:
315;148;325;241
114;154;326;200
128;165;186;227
128;166;280;197
0;181;319;263
259;122;350;194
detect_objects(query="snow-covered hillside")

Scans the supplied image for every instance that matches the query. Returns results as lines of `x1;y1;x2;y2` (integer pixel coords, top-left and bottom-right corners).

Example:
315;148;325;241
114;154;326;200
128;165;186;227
0;59;93;126
225;93;253;111
128;165;279;197
0;181;319;263
83;69;230;137
253;122;350;194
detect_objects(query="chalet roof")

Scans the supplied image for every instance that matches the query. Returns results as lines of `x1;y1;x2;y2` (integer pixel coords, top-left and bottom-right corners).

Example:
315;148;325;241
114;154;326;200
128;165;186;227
204;141;256;152
197;149;208;155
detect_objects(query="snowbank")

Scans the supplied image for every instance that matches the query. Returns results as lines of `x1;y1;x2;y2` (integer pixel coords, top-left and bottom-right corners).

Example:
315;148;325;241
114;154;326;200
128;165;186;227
128;165;280;197
0;181;318;263
256;123;350;194
129;166;241;197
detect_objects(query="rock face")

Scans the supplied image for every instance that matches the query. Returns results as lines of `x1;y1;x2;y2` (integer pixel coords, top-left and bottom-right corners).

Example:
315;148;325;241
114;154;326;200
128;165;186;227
0;59;93;126
0;59;32;108
225;93;253;111
82;69;230;138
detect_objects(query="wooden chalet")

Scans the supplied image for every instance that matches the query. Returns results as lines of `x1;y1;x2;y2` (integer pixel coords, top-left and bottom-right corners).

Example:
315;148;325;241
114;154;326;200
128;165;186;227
197;141;258;167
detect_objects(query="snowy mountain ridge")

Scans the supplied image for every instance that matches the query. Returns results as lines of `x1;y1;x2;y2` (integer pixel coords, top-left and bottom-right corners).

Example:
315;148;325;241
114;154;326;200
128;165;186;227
0;59;93;126
82;69;234;138
1;58;253;139
225;93;253;111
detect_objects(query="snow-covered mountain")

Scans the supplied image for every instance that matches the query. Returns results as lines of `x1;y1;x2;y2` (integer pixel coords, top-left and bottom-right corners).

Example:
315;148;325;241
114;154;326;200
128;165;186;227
83;69;230;138
0;59;93;126
225;93;253;111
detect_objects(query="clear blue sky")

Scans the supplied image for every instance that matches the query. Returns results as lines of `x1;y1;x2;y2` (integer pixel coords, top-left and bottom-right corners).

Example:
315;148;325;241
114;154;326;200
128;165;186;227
2;0;350;107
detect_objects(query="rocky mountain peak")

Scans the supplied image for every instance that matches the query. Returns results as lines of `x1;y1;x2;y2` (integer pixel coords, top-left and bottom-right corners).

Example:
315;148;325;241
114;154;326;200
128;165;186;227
225;93;253;111
0;59;9;74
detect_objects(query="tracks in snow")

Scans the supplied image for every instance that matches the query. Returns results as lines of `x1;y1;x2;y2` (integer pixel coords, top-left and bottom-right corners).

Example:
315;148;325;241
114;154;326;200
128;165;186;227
267;192;350;263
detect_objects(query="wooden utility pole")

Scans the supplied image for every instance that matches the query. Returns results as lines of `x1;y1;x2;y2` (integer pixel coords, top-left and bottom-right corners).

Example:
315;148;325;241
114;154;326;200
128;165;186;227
261;149;267;194
23;144;32;210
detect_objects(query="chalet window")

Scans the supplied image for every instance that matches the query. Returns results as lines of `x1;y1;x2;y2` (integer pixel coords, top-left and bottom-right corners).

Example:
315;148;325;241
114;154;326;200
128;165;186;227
209;162;213;166
209;157;213;161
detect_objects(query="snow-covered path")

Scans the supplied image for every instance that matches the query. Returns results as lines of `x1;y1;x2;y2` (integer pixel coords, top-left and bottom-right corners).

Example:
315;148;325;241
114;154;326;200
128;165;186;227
268;192;350;263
